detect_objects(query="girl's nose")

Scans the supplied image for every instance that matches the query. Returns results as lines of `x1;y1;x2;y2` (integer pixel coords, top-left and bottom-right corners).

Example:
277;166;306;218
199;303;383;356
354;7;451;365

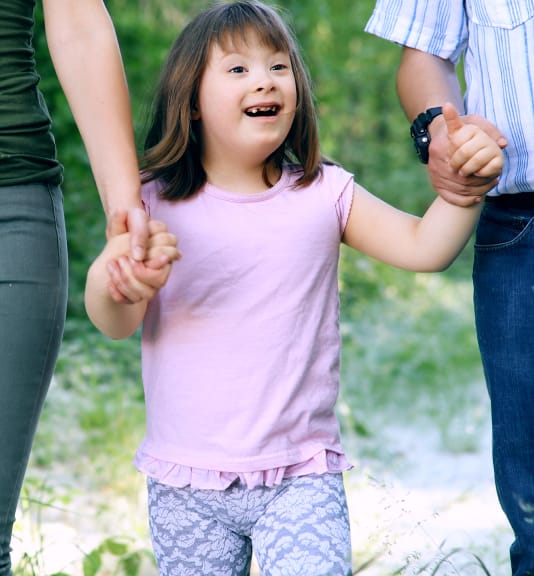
254;70;275;92
255;82;274;93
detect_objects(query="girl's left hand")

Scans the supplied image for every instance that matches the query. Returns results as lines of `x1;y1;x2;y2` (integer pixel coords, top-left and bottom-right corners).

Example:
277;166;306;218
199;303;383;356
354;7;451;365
444;102;504;180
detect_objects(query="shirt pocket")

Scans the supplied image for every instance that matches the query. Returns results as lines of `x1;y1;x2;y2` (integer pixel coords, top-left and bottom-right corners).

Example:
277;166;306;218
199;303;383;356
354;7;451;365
468;0;534;29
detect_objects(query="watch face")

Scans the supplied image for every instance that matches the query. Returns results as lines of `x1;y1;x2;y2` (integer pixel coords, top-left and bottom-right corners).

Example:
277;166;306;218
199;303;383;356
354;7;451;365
411;124;430;164
413;134;430;164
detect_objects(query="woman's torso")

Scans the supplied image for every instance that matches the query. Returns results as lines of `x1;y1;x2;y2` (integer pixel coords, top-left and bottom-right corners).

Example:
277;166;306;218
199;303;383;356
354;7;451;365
0;0;62;186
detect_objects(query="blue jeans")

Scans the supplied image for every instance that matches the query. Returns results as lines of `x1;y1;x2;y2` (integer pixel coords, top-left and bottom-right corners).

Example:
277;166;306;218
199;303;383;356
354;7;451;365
0;183;68;576
473;198;534;576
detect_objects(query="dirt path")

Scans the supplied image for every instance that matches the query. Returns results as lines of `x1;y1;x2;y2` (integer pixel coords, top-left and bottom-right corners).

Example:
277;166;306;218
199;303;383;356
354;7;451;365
346;421;511;575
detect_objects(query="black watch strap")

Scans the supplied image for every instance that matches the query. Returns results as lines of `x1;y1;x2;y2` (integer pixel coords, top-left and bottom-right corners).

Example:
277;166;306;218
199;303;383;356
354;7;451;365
410;106;443;164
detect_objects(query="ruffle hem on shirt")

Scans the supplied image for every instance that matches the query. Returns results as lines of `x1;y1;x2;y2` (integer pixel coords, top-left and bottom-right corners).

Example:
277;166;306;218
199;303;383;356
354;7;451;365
134;449;353;490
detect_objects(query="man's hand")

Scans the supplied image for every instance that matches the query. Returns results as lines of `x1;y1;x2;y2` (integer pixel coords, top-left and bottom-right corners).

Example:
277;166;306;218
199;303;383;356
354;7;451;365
428;110;506;206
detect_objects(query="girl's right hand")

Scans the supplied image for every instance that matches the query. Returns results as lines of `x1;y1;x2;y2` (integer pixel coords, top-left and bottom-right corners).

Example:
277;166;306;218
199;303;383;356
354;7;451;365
107;220;181;304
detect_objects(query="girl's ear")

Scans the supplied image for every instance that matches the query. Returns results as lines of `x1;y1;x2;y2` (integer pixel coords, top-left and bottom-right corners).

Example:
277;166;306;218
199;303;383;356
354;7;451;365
191;102;200;120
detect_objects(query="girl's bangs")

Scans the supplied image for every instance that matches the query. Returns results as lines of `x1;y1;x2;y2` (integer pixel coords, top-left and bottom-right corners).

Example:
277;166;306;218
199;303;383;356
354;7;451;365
211;7;293;54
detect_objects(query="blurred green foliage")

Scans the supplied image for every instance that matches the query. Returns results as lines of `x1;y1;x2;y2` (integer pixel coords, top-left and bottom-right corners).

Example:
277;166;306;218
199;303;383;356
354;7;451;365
33;0;438;320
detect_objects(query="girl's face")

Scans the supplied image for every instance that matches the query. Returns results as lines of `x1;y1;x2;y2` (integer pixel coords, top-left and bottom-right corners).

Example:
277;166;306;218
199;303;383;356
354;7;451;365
195;31;297;179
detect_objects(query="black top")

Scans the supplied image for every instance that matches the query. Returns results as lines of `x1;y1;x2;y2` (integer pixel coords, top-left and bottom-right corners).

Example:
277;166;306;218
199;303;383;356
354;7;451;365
0;0;62;186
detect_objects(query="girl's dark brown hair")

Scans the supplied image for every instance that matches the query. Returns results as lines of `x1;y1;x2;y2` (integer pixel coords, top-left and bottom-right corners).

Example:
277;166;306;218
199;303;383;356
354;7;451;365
141;0;323;200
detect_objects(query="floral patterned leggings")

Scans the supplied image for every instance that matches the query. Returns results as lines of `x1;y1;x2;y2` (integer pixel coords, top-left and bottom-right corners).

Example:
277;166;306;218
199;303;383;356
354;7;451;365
147;473;352;575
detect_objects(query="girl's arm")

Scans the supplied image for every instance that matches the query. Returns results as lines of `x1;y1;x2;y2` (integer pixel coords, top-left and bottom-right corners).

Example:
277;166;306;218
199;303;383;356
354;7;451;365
343;104;503;272
85;243;148;340
43;0;148;260
85;223;180;339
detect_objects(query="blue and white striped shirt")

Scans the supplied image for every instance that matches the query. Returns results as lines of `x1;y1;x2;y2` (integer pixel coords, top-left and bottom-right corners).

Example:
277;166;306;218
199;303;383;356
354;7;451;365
366;0;534;195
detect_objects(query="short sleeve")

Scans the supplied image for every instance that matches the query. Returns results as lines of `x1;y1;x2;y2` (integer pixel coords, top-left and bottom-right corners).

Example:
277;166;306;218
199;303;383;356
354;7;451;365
320;164;355;237
365;0;468;63
141;179;164;218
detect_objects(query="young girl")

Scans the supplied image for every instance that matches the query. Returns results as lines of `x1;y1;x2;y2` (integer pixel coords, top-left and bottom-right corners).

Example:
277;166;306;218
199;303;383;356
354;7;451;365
85;2;503;575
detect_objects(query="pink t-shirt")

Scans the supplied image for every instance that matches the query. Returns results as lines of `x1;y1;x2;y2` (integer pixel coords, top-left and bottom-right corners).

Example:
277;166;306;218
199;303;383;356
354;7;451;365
135;163;355;489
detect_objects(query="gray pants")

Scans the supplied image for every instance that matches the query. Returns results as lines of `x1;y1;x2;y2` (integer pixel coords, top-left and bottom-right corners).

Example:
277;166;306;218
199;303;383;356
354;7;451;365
147;472;352;576
0;183;68;576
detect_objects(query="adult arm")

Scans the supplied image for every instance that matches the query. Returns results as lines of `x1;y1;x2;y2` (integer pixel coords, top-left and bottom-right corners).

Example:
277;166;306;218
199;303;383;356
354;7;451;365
397;47;505;206
43;0;148;259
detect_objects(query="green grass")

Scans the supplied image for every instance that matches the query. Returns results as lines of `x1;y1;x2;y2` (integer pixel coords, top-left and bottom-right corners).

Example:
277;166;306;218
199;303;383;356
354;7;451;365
32;323;144;491
338;257;487;458
338;242;487;446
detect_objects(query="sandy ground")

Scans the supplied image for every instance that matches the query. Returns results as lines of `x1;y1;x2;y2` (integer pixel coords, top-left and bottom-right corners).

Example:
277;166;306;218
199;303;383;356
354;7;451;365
13;413;512;576
345;422;511;575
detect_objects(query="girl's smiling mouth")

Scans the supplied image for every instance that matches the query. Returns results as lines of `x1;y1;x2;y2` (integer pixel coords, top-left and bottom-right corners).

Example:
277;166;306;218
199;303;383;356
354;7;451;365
245;105;280;117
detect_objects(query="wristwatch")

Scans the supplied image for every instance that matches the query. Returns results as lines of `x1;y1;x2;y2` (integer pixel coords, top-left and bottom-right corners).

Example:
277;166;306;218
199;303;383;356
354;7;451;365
410;106;443;164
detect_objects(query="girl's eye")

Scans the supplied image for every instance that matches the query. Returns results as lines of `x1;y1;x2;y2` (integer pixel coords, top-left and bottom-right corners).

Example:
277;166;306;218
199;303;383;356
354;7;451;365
272;63;288;71
229;66;246;74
